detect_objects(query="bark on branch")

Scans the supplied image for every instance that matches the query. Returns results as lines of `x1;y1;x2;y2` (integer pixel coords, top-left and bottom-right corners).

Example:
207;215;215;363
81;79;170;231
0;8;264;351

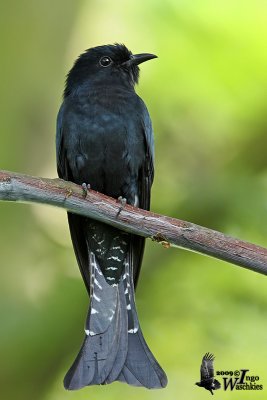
0;169;266;275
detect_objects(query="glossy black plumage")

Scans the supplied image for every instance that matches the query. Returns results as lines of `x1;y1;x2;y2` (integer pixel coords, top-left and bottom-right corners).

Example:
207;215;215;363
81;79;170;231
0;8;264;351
56;43;167;389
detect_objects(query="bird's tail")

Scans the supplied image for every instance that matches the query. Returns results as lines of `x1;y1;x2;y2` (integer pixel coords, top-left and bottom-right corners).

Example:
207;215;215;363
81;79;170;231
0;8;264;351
214;379;221;390
64;254;167;390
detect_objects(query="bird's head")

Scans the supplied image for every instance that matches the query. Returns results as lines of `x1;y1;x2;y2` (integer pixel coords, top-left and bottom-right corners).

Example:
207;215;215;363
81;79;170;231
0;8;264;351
64;43;157;97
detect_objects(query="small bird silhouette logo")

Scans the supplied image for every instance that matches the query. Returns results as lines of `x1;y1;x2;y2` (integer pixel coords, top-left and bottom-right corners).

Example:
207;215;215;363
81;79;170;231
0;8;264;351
195;353;221;395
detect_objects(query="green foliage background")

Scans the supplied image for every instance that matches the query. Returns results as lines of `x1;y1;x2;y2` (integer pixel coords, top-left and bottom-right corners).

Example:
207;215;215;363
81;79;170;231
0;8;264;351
1;1;267;399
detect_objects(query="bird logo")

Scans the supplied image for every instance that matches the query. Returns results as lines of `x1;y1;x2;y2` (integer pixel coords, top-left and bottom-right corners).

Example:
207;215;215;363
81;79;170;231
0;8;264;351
195;353;221;395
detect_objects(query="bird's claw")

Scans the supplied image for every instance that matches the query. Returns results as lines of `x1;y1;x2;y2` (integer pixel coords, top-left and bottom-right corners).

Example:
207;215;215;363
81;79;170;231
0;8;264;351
117;196;127;217
82;182;91;197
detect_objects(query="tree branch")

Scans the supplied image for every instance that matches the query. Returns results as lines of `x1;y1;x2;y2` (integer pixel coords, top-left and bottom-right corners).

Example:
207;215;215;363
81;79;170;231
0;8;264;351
0;169;266;276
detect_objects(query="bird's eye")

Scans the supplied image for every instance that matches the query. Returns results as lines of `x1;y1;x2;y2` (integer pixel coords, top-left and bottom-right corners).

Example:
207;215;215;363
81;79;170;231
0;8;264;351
99;56;112;67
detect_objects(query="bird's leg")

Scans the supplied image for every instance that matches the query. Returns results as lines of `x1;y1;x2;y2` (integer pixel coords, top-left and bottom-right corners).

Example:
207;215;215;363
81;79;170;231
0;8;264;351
116;196;127;217
82;182;91;198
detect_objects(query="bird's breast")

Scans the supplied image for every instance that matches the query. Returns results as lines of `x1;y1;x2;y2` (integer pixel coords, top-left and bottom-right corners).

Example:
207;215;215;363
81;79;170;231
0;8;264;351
64;92;145;199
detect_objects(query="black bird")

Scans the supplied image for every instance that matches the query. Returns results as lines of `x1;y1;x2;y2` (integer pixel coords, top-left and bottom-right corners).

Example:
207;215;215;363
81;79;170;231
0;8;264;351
195;353;221;395
56;43;167;389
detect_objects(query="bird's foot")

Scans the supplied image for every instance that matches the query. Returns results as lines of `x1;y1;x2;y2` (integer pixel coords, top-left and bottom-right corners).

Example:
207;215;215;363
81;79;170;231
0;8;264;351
82;182;91;198
116;196;127;217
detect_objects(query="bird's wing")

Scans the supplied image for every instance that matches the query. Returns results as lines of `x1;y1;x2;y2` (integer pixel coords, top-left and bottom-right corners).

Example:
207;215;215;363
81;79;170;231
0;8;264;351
131;101;154;287
56;103;66;179
141;100;155;195
200;353;215;381
56;103;91;293
56;99;154;291
205;353;215;378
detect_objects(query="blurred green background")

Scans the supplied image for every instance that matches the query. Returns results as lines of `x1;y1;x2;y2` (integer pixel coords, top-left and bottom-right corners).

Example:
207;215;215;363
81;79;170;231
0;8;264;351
1;1;267;399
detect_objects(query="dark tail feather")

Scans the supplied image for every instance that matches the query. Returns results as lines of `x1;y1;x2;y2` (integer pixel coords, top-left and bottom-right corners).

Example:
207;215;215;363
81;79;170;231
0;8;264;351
214;379;221;390
64;257;167;390
116;261;167;388
117;328;167;388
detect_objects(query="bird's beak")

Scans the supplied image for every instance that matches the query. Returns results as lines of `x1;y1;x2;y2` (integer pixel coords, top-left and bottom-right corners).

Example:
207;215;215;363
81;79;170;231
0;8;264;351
122;53;157;68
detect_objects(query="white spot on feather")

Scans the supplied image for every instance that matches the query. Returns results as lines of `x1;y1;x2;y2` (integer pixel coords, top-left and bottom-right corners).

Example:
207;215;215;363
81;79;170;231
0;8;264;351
128;328;138;333
95;264;103;275
85;329;96;335
93;293;101;302
107;256;121;262
94;278;102;289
